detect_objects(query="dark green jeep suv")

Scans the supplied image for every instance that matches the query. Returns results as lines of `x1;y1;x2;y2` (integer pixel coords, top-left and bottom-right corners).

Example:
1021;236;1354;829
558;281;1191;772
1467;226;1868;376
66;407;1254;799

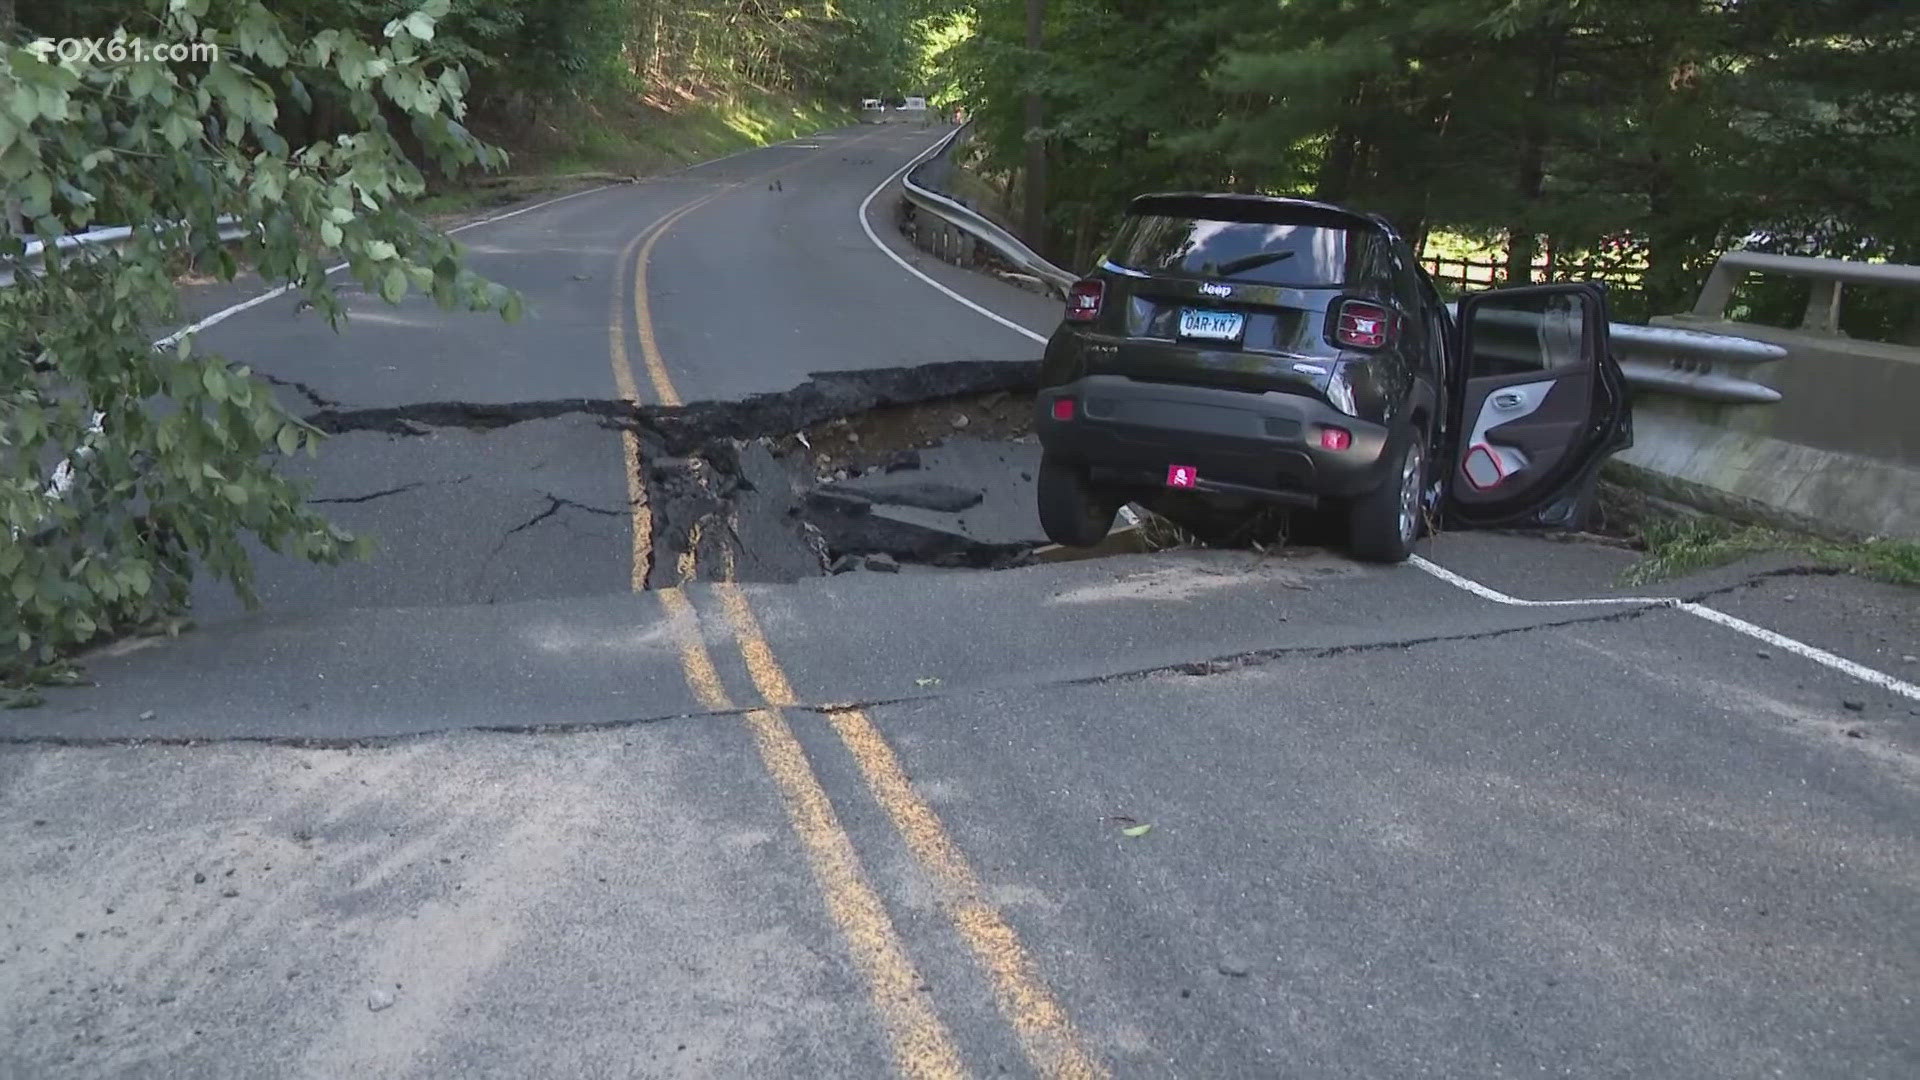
1034;194;1633;562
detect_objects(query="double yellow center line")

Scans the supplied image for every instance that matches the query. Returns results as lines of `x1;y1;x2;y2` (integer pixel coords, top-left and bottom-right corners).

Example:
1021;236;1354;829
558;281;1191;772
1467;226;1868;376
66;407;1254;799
603;130;1104;1078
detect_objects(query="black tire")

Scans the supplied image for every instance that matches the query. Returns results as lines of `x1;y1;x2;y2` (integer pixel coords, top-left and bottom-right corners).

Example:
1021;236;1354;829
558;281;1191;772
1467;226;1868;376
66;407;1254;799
1037;455;1117;547
1347;431;1426;563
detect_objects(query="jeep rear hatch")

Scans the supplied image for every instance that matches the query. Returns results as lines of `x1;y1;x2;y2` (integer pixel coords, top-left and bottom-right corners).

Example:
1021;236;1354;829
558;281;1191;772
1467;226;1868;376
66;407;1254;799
1088;196;1392;396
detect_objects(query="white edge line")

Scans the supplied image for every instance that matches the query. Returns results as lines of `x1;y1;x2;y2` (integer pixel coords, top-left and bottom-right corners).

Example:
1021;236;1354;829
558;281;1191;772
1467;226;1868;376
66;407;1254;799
1410;555;1920;702
156;123;854;347
855;132;1050;347
1408;556;1670;608
1677;601;1920;701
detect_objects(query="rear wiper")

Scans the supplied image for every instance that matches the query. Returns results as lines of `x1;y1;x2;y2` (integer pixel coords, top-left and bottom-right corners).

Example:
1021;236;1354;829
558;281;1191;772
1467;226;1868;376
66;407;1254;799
1211;250;1297;278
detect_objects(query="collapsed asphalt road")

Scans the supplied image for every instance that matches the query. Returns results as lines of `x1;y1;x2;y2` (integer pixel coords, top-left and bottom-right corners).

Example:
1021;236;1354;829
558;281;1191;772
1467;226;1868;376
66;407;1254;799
5;122;1918;1080
242;358;1051;606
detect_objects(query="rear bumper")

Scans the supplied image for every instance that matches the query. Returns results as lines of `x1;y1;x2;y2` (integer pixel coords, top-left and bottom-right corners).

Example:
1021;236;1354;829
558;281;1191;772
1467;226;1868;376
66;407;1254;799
1035;376;1393;502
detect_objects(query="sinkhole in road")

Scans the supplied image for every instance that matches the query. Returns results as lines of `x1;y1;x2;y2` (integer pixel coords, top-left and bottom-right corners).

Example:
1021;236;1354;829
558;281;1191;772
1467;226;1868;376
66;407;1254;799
304;359;1086;590
639;367;1054;589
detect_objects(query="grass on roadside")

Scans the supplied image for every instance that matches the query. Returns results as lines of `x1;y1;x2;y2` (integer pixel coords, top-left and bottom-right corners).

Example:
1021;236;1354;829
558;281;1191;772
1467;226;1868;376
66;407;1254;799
1623;515;1920;588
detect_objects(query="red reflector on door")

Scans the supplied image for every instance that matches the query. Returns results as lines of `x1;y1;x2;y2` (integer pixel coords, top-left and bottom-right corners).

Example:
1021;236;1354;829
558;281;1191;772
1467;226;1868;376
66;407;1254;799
1166;464;1198;489
1462;444;1506;490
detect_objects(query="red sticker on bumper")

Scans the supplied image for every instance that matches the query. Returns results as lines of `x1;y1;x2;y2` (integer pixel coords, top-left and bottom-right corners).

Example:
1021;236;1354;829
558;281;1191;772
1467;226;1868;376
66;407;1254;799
1166;465;1198;489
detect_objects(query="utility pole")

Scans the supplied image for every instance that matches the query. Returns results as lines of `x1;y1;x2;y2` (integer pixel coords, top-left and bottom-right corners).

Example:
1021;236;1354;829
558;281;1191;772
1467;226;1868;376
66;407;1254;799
1022;0;1047;255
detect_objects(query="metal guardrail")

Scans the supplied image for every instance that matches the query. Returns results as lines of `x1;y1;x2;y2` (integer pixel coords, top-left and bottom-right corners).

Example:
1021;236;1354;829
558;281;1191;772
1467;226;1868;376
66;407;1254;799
8;220;251;527
1458;304;1786;404
1691;249;1920;335
899;128;1786;405
900;125;1077;297
3;219;249;287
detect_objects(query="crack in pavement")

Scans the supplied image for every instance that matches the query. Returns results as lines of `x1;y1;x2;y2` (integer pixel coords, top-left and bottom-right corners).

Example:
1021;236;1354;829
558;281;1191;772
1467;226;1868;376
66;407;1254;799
306;398;635;437
300;360;1039;453
1;599;1681;750
463;493;634;605
505;494;628;536
308;476;471;506
256;371;342;411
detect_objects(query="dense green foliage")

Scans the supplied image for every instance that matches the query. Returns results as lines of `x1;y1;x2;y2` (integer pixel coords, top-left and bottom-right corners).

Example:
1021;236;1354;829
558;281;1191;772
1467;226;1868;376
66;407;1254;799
23;0;928;105
941;0;1920;327
1;0;513;678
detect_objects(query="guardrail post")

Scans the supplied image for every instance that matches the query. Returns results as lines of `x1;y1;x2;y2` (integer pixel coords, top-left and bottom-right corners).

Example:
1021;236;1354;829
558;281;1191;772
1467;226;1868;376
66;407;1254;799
1692;261;1740;320
1800;279;1842;334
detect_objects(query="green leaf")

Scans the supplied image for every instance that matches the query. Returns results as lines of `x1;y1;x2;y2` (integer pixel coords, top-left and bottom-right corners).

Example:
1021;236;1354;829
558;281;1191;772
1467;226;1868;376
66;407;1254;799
223;483;249;506
201;365;227;402
380;266;407;303
11;573;35;604
277;424;301;456
161;112;197;149
1121;824;1153;838
404;12;436;42
18;173;53;218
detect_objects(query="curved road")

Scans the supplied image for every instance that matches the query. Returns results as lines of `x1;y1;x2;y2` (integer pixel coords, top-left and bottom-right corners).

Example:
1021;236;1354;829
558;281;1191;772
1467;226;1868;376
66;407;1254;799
3;123;1917;1079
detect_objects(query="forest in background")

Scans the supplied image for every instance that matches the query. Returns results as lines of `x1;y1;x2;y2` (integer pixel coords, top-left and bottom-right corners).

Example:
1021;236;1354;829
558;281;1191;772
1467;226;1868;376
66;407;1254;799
17;0;931;104
938;0;1919;332
10;0;935;184
6;0;1915;325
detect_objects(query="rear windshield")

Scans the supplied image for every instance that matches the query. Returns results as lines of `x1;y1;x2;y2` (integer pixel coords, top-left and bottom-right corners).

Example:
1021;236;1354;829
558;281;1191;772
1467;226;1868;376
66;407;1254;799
1107;215;1380;288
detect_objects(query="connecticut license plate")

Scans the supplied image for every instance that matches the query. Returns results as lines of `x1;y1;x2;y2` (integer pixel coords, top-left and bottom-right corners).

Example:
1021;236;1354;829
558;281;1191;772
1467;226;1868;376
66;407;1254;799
1178;309;1244;341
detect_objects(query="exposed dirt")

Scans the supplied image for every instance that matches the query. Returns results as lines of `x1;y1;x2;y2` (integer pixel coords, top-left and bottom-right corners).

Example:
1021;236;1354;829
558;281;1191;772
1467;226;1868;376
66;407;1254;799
641;386;1045;587
783;389;1034;478
300;362;1051;589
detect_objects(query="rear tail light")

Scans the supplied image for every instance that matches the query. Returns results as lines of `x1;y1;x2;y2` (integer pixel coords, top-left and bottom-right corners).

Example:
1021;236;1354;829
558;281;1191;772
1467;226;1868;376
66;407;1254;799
1335;300;1393;349
1319;427;1352;451
1066;279;1105;322
1051;398;1075;421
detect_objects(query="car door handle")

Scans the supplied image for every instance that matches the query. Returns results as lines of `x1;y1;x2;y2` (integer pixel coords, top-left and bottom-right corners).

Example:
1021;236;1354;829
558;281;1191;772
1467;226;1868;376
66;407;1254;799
1492;391;1527;410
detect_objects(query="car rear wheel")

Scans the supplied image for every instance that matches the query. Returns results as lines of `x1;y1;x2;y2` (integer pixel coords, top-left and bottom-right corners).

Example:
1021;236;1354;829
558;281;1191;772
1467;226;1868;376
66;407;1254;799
1037;455;1118;547
1347;433;1425;563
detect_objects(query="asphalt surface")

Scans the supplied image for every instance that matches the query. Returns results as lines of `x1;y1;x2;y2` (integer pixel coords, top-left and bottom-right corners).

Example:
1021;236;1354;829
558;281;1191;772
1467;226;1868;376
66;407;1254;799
4;121;1917;1079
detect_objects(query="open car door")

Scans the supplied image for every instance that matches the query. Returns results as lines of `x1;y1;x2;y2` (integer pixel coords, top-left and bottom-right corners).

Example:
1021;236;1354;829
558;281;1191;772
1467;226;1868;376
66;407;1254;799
1445;284;1632;529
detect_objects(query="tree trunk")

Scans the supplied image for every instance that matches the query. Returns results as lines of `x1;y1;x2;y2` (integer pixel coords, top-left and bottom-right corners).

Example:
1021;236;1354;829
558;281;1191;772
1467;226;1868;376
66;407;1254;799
1021;0;1048;254
1505;31;1562;286
1641;158;1700;316
1072;202;1093;274
1316;86;1363;203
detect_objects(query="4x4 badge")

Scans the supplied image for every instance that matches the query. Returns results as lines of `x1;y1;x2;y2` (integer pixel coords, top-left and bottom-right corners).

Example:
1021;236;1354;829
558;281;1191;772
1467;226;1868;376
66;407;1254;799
1198;282;1233;298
